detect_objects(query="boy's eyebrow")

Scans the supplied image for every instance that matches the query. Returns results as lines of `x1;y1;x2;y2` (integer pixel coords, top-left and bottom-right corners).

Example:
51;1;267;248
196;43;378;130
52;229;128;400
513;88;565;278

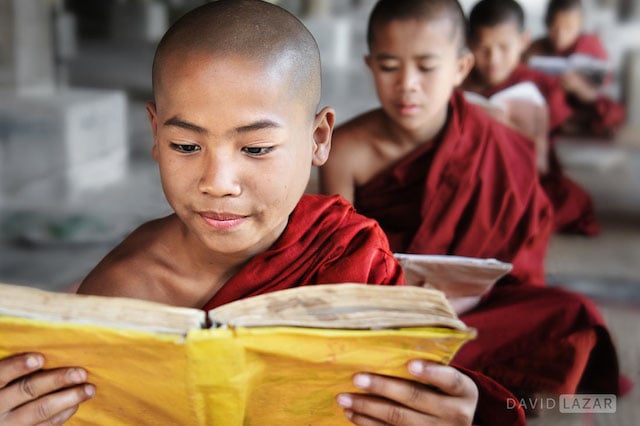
234;120;282;134
374;53;439;61
163;118;282;135
164;117;208;135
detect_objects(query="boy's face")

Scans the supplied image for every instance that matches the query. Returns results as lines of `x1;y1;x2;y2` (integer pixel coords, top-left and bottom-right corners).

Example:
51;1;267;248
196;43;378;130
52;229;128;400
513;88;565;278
548;9;583;53
470;22;529;86
147;53;333;258
366;18;472;136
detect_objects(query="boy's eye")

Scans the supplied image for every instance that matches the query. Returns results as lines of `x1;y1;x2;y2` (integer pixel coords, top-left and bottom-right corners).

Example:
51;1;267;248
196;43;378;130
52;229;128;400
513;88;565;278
170;143;200;153
377;60;399;72
242;146;274;156
419;66;436;73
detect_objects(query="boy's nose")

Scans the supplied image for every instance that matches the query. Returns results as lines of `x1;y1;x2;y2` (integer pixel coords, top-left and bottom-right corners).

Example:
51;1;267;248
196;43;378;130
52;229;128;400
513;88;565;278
487;47;500;64
399;66;420;91
198;153;242;197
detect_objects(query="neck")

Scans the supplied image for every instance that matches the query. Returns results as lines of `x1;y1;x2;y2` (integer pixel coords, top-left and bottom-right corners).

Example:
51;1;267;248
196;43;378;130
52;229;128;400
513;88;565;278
382;107;448;148
178;222;253;288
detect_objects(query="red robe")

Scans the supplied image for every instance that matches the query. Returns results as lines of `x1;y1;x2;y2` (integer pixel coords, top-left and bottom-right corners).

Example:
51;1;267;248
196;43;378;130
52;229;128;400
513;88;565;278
528;34;626;138
354;92;621;401
356;91;553;287
203;193;526;425
529;33;608;61
202;194;403;309
481;64;601;236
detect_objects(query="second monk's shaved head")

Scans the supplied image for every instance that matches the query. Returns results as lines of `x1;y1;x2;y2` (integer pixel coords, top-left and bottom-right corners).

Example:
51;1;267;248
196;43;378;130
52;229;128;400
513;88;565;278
152;0;322;112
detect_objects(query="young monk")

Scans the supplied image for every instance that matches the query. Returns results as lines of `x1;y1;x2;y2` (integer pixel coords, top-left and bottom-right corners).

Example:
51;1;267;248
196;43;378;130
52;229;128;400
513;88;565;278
320;0;621;412
464;0;601;236
0;1;527;425
524;0;626;138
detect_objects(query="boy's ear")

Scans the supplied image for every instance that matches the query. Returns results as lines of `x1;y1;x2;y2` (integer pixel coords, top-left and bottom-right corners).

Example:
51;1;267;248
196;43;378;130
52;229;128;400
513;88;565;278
311;106;335;167
146;101;160;162
454;49;475;86
364;54;373;70
520;30;531;52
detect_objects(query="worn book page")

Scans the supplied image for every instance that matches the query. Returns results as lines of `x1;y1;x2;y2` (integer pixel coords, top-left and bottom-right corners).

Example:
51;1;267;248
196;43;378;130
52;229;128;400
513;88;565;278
528;54;609;84
0;282;205;334
464;81;547;113
208;283;467;331
393;254;512;298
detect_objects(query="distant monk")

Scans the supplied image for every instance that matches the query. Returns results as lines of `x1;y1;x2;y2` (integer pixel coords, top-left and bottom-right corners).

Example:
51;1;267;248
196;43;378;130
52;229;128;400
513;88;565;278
464;0;601;236
524;0;626;138
321;0;621;413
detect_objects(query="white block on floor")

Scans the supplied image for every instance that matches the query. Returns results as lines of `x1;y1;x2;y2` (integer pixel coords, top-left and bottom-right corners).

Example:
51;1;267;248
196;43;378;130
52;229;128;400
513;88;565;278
556;141;628;173
0;88;128;200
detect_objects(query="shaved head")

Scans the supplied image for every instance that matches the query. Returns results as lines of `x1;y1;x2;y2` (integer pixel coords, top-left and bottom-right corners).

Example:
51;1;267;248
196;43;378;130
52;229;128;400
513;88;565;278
545;0;583;26
152;0;322;112
367;0;468;53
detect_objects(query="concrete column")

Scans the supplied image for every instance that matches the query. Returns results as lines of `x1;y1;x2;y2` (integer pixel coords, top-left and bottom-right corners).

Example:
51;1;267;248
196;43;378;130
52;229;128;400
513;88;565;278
0;0;55;93
619;0;640;21
623;49;640;128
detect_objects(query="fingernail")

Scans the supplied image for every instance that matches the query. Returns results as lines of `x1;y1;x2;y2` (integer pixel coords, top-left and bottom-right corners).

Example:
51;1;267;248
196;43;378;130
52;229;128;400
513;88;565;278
408;360;424;375
337;394;352;408
25;355;43;369
68;368;87;384
84;384;95;397
353;374;371;389
344;409;354;420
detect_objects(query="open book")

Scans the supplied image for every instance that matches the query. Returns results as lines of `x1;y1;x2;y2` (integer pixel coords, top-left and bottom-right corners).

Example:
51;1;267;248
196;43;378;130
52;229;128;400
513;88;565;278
0;282;475;425
394;254;513;314
528;53;609;85
464;81;547;111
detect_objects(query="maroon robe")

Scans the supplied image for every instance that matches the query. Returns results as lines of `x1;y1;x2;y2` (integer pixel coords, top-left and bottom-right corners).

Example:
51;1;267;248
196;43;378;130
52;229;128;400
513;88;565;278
203;193;526;425
481;64;601;236
202;194;403;309
356;91;553;287
354;92;621;402
528;34;626;138
528;33;608;61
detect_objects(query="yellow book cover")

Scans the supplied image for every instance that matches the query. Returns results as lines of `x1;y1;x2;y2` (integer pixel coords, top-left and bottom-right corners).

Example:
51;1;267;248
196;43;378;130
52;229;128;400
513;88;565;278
0;283;475;425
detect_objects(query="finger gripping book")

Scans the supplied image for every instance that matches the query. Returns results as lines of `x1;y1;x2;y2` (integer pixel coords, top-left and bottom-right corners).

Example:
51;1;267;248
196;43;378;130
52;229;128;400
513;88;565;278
0;283;475;425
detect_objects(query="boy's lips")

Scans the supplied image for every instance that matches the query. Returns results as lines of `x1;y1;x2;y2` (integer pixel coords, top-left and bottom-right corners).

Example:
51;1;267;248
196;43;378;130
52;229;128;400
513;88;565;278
397;103;420;115
199;212;248;230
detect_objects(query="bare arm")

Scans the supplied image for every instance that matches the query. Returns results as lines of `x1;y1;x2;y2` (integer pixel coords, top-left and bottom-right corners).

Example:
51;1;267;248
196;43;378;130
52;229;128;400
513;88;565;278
561;71;600;103
503;100;550;174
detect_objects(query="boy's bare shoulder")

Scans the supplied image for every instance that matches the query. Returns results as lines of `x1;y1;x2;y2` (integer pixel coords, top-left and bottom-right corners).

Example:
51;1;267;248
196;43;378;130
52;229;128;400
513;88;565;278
333;110;384;145
77;215;180;301
331;109;389;161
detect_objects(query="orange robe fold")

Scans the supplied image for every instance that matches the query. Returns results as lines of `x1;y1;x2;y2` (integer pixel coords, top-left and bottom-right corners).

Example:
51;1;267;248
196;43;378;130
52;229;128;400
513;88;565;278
482;64;600;235
354;92;620;400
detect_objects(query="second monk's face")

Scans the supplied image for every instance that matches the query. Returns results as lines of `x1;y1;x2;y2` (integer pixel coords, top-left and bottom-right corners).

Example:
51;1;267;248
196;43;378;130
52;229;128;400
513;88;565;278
548;9;583;53
470;22;528;86
366;18;469;135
